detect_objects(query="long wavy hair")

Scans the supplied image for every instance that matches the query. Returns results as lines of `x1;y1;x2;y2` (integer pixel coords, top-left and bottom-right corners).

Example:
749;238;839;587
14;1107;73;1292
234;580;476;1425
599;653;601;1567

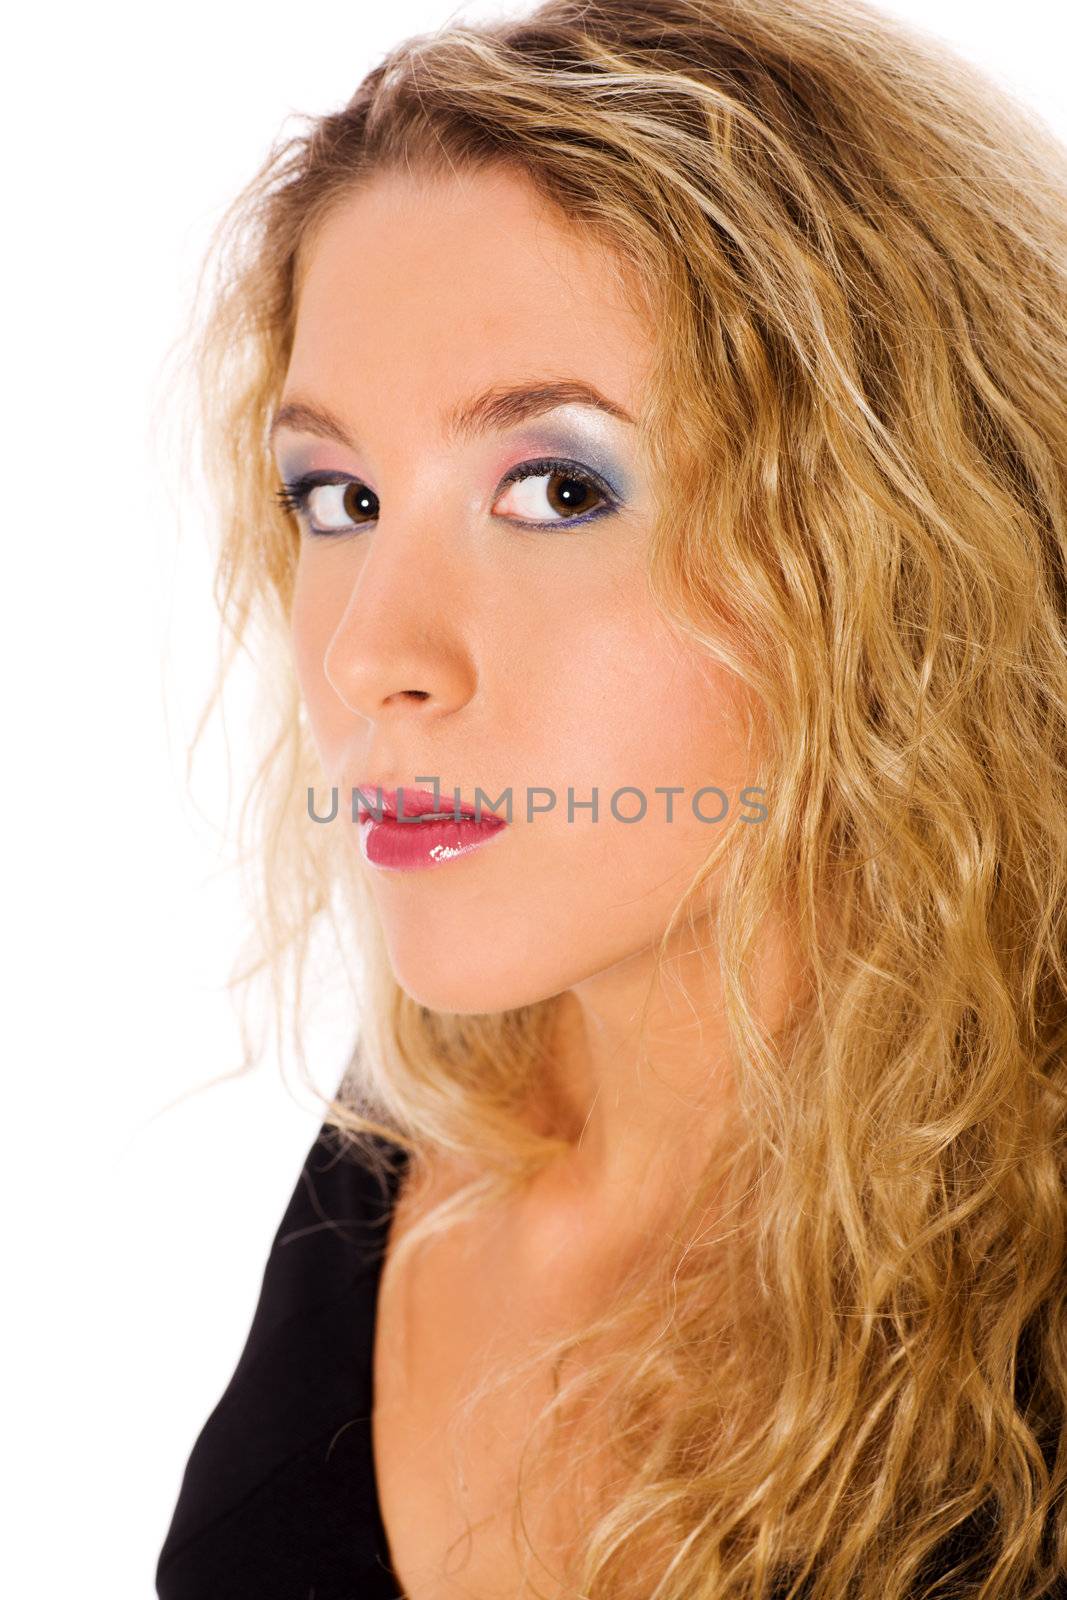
168;0;1067;1593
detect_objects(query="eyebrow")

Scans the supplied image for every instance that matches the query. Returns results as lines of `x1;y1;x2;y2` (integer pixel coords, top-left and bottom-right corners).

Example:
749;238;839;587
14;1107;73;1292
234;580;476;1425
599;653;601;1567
268;379;635;450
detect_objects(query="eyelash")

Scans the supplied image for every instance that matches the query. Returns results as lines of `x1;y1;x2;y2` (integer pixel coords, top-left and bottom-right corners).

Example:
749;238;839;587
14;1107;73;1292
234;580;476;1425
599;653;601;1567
272;456;620;537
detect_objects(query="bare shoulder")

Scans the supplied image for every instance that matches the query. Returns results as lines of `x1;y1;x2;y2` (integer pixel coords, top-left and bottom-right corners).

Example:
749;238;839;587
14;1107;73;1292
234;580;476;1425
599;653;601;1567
394;1141;489;1219
385;1141;505;1288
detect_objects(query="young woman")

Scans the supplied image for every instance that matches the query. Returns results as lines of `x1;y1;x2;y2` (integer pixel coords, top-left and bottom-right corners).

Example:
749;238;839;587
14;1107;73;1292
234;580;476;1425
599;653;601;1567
155;1;1067;1596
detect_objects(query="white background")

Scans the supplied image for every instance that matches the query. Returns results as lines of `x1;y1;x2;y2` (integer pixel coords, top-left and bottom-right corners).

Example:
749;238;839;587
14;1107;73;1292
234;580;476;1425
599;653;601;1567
3;2;1064;1594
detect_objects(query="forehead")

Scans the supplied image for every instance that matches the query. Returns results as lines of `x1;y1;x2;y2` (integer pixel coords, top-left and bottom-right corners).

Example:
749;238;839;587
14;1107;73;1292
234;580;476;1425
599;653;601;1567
285;165;654;426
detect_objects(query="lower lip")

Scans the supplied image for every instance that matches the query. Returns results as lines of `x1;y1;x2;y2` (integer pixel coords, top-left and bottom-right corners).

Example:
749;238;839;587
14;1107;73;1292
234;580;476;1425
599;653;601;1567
359;813;510;872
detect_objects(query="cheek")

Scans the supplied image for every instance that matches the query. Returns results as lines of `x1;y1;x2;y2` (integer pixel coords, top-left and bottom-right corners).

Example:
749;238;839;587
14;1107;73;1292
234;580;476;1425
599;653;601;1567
289;558;348;746
290;554;339;678
525;583;747;800
524;603;751;901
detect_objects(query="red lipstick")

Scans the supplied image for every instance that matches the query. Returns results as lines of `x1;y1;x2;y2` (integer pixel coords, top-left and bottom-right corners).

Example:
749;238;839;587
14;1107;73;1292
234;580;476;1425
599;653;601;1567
355;785;510;873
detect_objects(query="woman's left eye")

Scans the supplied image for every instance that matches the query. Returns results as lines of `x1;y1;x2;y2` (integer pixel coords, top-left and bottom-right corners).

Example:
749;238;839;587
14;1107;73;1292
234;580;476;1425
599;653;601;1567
491;459;616;526
273;457;618;538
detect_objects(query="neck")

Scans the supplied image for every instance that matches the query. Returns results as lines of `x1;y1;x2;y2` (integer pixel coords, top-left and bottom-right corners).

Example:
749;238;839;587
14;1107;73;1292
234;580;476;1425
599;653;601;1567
527;907;801;1220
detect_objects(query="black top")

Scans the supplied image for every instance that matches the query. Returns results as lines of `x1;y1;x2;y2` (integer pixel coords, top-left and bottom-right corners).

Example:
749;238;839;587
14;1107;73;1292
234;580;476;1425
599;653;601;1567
156;1121;1063;1600
155;1121;410;1600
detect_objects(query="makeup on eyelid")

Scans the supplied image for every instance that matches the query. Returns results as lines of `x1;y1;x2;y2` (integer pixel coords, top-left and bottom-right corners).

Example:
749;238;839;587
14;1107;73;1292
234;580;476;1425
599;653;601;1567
272;406;636;507
494;417;635;502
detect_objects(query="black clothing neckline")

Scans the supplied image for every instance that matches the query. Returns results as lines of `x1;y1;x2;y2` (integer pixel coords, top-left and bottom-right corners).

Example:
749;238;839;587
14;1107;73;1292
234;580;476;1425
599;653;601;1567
155;1121;411;1600
155;1118;1061;1599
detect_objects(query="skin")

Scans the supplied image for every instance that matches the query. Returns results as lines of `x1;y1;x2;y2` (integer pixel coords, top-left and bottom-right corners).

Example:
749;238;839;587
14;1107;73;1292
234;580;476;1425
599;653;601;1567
274;163;798;1225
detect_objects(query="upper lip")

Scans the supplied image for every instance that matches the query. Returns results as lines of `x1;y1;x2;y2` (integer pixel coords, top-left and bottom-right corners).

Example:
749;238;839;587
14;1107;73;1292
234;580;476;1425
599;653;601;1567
355;784;497;822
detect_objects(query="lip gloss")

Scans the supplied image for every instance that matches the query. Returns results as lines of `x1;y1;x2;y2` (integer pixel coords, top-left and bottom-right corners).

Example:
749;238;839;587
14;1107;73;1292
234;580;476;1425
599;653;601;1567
357;786;510;873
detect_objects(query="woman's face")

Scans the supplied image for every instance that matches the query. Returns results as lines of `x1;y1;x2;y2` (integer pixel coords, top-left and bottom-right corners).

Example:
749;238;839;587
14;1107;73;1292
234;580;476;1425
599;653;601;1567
275;164;756;1014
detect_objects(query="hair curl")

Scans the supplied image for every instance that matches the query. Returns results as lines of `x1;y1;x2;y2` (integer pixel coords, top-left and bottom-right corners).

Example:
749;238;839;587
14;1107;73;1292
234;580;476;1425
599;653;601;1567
166;0;1067;1593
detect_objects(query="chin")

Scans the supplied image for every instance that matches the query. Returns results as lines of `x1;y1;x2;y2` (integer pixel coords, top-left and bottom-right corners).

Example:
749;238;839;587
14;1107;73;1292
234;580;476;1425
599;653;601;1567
391;967;544;1016
383;936;559;1015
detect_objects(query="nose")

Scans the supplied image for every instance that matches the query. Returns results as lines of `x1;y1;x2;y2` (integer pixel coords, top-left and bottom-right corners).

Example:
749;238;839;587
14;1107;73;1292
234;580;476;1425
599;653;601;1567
320;513;477;725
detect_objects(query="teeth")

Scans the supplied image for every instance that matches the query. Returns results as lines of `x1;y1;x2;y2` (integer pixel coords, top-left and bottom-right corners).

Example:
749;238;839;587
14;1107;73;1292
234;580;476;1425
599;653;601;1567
369;811;479;823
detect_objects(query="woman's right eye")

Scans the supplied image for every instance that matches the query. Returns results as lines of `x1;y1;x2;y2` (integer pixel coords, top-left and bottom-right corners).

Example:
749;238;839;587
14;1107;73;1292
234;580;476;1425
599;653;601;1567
274;475;378;536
